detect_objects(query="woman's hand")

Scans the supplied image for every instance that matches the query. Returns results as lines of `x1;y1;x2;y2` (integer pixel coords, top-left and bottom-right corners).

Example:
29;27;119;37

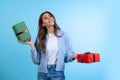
19;40;33;45
19;40;35;50
71;54;77;59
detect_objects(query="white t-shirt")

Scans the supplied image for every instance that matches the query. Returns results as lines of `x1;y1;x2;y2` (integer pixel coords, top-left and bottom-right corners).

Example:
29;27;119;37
46;33;58;65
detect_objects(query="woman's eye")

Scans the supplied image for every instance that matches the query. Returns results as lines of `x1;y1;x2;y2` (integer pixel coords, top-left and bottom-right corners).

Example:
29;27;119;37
49;15;52;17
44;17;48;19
43;16;53;20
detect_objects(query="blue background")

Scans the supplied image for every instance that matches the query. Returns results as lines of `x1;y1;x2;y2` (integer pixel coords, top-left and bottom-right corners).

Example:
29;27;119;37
0;0;120;80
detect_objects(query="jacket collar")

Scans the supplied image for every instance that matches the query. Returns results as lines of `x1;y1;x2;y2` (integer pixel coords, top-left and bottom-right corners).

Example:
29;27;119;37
57;29;64;36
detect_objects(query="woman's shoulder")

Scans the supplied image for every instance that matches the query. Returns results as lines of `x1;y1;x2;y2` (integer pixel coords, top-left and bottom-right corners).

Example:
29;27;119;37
58;29;70;39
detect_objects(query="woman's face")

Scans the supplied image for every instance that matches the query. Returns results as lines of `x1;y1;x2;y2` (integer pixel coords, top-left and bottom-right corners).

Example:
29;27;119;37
42;13;54;27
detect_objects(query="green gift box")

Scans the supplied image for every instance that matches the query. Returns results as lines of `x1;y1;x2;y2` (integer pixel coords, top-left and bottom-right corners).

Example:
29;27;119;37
12;21;31;42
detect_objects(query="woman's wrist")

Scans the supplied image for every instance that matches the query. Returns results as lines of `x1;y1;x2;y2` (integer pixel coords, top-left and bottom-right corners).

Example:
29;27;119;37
30;42;35;51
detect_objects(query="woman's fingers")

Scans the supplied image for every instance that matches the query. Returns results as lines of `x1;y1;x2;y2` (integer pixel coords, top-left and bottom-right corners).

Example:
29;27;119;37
19;40;30;44
71;54;77;59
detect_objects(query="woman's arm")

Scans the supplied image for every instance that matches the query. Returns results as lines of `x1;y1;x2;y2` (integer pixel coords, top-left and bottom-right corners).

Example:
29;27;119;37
19;40;40;64
64;32;77;62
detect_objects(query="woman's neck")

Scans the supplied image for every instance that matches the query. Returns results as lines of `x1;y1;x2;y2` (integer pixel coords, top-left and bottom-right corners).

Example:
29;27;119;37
46;26;54;34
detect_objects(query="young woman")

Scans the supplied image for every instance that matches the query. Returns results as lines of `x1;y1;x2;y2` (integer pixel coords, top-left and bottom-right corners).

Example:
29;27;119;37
20;11;77;80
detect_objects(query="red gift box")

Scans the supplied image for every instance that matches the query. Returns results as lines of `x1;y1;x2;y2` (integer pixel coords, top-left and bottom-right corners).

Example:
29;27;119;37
77;52;100;63
77;54;84;62
93;53;100;62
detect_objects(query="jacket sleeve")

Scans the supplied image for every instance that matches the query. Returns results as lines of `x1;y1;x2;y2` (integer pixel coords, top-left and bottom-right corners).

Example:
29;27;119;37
31;38;41;65
64;32;76;63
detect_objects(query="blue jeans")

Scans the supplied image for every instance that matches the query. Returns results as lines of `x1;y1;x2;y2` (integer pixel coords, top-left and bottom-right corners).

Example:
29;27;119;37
38;65;65;80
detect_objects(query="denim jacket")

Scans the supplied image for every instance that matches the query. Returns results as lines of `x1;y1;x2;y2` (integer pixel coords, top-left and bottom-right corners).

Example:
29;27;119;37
31;30;75;73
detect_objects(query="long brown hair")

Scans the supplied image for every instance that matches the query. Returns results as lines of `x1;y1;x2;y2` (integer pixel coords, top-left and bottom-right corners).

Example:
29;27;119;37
38;11;61;53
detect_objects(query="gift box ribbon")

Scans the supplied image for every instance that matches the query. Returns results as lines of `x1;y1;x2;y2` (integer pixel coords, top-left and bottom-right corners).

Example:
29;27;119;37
16;29;28;36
